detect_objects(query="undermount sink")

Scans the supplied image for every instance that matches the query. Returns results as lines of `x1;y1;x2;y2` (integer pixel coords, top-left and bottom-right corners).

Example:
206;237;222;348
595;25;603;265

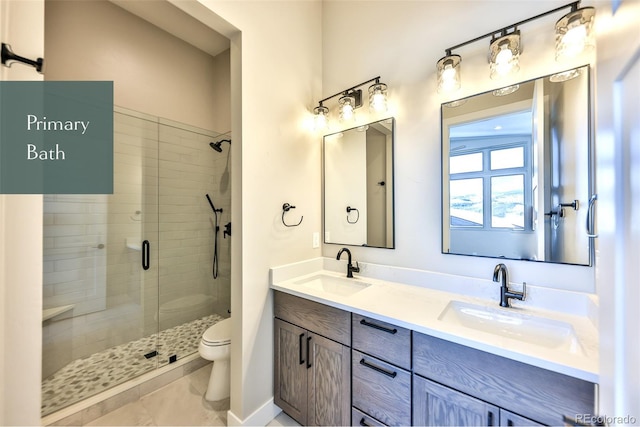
294;274;371;297
438;300;584;354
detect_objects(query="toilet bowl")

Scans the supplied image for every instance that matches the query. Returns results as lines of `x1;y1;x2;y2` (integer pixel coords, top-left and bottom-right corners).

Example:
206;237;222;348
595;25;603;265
198;317;231;401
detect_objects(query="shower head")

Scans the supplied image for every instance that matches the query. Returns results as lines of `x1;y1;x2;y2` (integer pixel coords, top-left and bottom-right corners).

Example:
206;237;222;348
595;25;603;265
209;139;231;153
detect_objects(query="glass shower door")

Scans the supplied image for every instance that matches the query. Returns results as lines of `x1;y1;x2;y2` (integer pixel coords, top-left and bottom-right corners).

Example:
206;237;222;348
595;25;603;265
41;108;160;416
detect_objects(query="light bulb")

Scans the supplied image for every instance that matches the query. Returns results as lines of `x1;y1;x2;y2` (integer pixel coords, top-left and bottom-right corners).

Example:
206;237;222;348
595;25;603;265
495;45;514;75
561;24;587;57
338;96;356;122
371;92;386;112
342;104;354;120
489;33;520;80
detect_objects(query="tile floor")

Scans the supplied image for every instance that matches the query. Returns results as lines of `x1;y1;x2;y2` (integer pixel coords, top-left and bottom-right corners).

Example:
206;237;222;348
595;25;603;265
85;363;225;426
83;362;300;426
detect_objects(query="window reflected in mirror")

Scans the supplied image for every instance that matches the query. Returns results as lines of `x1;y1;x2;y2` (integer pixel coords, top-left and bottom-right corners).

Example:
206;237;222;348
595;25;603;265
442;66;593;266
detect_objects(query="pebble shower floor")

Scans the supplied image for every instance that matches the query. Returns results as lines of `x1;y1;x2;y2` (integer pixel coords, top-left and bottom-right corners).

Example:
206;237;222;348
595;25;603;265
41;314;223;416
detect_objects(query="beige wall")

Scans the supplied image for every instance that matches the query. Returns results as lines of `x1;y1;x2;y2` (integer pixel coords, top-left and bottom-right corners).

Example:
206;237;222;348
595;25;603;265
170;1;324;423
44;0;226;131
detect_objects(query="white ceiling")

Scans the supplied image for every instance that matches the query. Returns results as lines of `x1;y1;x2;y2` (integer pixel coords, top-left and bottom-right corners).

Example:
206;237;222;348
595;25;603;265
450;110;533;139
110;0;230;57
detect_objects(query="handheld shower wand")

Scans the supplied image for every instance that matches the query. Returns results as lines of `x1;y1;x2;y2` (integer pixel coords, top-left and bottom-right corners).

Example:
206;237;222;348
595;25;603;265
206;194;223;214
206;194;223;279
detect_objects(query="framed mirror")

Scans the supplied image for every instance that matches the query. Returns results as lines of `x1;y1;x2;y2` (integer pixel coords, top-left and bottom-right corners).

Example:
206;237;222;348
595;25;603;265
441;66;593;266
323;118;394;248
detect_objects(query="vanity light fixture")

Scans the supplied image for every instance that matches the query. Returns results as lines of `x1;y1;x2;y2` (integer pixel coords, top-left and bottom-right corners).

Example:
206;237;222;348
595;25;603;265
313;104;330;131
338;90;361;122
555;6;595;61
437;53;461;93
312;76;388;129
436;1;594;93
368;79;388;113
489;30;521;80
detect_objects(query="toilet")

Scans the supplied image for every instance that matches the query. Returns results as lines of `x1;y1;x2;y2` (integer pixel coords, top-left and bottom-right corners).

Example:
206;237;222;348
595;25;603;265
198;317;231;401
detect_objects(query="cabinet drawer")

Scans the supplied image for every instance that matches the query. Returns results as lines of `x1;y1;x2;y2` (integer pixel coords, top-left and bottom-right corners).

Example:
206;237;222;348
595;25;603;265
352;350;411;426
413;332;595;426
352;407;387;427
274;291;350;345
352;314;411;370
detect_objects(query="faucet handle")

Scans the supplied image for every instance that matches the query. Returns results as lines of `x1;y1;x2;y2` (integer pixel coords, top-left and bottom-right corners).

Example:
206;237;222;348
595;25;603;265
351;261;360;273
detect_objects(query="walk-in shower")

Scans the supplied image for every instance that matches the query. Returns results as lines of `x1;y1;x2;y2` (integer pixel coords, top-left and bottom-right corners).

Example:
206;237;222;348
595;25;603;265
41;107;232;416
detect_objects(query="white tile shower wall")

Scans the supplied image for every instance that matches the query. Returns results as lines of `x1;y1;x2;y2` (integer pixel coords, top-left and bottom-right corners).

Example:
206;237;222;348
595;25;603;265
43;194;108;378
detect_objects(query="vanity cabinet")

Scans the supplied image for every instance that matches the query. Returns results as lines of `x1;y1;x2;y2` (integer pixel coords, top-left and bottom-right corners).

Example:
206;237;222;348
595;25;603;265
413;331;595;426
273;291;351;426
352;314;411;426
273;289;595;427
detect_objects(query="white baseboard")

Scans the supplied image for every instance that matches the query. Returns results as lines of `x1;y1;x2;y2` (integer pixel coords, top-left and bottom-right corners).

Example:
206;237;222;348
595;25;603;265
227;398;281;426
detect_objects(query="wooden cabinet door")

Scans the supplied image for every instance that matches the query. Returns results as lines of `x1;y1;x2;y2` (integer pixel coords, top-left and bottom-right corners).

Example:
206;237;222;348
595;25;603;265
274;318;308;425
306;332;351;426
413;375;499;426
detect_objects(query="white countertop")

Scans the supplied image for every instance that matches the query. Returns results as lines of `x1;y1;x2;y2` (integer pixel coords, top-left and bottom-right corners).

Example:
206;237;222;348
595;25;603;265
270;258;598;383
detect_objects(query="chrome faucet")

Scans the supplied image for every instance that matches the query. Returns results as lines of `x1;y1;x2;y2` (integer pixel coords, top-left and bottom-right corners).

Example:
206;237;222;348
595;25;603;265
336;248;360;278
492;263;526;308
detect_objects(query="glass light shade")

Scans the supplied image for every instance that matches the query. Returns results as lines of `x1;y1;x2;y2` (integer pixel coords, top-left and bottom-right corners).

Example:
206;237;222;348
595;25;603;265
437;55;461;93
443;98;468;108
313;105;329;131
493;84;520;96
489;33;520;79
555;7;595;61
338;95;356;122
550;67;581;82
368;82;388;113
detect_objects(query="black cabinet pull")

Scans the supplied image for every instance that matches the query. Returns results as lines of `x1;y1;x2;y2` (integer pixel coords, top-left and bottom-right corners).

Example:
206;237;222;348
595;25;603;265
360;318;397;334
488;411;494;426
142;240;150;270
359;418;370;426
298;333;305;365
306;336;312;369
359;358;397;378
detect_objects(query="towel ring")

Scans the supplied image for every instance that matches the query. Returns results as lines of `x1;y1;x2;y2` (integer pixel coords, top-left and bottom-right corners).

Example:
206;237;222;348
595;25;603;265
346;206;360;224
282;203;303;227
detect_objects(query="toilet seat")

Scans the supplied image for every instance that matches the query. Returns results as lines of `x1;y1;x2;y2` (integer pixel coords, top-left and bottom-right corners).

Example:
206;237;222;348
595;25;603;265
201;318;231;346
